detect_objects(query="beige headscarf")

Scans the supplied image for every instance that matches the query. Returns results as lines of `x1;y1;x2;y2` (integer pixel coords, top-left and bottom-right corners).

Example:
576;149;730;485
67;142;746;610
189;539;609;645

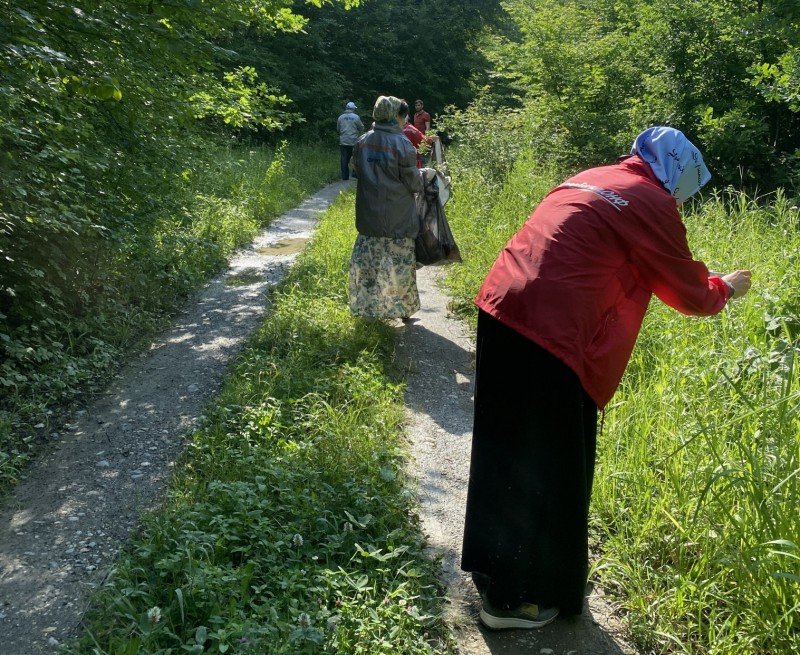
372;95;401;123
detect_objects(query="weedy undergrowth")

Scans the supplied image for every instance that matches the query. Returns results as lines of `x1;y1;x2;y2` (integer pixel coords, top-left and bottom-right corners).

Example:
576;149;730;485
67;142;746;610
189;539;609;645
68;192;455;654
0;142;337;491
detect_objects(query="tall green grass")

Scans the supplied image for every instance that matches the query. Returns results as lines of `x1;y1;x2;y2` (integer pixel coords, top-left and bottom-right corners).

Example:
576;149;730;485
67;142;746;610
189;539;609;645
597;189;800;654
443;146;800;653
69;192;455;654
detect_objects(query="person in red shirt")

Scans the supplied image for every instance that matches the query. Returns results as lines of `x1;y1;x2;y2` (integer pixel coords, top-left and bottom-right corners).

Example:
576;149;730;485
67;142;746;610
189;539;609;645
398;100;434;168
413;99;431;134
461;127;752;630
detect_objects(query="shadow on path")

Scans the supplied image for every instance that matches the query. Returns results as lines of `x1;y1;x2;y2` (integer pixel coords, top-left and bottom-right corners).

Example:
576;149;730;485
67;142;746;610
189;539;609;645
401;321;474;435
397;265;640;655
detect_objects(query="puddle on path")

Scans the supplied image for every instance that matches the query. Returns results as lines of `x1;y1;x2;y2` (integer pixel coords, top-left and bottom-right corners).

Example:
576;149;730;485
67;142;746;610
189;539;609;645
257;237;309;256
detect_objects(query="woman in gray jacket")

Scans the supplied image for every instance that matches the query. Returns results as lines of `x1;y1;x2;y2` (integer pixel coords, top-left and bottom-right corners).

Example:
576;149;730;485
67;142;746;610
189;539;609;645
348;95;434;320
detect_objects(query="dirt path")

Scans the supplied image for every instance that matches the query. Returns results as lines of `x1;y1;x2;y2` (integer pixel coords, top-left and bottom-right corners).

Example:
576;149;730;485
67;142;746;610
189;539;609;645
0;181;350;654
397;265;642;655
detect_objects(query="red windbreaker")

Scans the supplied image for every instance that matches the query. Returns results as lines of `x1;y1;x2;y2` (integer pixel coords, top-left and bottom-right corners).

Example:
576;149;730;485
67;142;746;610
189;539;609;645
475;155;729;408
402;123;426;168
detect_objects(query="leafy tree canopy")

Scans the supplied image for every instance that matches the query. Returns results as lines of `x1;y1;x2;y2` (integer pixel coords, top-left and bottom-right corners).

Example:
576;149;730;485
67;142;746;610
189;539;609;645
224;0;504;136
441;0;800;189
0;0;357;416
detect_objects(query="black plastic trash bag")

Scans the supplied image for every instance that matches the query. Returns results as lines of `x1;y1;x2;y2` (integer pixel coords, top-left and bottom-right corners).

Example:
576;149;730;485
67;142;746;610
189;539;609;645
415;175;462;266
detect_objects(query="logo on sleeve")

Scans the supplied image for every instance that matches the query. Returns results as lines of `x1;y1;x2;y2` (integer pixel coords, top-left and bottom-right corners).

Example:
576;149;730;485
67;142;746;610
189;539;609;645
561;182;629;211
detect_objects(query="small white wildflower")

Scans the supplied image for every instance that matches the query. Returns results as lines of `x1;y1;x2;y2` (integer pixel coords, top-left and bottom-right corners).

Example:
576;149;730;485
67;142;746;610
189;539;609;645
297;612;312;629
292;533;304;548
343;522;353;533
146;606;161;624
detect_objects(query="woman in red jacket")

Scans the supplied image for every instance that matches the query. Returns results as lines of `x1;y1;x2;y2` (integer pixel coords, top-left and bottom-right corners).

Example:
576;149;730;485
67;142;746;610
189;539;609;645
461;127;752;630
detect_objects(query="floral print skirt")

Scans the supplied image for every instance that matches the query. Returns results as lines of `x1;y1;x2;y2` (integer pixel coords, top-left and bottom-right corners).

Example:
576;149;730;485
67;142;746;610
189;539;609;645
348;235;420;319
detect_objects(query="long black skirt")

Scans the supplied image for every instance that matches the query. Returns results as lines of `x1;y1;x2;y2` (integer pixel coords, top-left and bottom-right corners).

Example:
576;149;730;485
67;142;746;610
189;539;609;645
461;310;597;616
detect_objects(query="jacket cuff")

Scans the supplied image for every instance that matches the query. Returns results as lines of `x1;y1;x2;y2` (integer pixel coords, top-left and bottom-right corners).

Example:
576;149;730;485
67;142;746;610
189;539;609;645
709;275;733;301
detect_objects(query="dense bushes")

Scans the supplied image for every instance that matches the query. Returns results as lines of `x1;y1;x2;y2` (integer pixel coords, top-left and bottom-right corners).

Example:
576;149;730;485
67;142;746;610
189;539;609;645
0;0;349;482
440;0;800;190
0;137;337;485
0;0;503;463
231;0;503;141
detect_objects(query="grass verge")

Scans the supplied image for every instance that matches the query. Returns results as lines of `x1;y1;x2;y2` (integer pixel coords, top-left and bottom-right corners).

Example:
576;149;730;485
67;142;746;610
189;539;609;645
0;141;337;491
596;189;800;654
67;190;455;654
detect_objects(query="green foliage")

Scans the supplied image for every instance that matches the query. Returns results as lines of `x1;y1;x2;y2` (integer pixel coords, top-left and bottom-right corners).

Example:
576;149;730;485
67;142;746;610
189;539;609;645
226;0;504;138
595;192;800;654
441;0;800;190
1;0;356;485
68;192;454;654
435;8;800;635
752;49;800;112
191;67;303;132
0;142;337;489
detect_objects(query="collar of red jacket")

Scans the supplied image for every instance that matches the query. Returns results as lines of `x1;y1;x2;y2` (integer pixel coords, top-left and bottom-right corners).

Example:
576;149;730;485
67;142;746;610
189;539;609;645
618;154;668;193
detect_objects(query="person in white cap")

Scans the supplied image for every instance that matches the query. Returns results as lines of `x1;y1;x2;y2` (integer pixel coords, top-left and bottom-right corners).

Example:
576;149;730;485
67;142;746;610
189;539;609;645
336;101;364;180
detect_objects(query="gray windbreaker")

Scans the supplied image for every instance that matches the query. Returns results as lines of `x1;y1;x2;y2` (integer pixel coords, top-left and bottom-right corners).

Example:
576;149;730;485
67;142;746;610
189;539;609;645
337;110;364;146
352;122;424;239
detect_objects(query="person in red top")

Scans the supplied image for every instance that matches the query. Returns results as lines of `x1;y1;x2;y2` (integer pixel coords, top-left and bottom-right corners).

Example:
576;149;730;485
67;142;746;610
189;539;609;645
461;127;752;630
413;99;431;134
399;100;438;167
398;100;425;167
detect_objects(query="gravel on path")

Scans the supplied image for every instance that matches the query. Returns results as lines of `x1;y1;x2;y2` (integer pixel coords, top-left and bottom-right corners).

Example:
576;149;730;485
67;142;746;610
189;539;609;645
397;264;642;655
0;181;350;655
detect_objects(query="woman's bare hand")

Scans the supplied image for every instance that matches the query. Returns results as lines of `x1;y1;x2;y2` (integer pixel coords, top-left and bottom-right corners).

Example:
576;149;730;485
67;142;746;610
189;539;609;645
722;270;752;299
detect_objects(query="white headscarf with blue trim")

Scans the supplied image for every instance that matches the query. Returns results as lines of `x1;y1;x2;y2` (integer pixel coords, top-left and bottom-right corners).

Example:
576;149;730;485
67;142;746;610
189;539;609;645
631;127;711;203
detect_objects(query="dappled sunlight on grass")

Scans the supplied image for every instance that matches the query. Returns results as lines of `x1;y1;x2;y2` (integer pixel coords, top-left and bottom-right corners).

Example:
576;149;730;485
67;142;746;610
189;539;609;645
0;143;338;492
69;184;454;654
595;194;800;654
